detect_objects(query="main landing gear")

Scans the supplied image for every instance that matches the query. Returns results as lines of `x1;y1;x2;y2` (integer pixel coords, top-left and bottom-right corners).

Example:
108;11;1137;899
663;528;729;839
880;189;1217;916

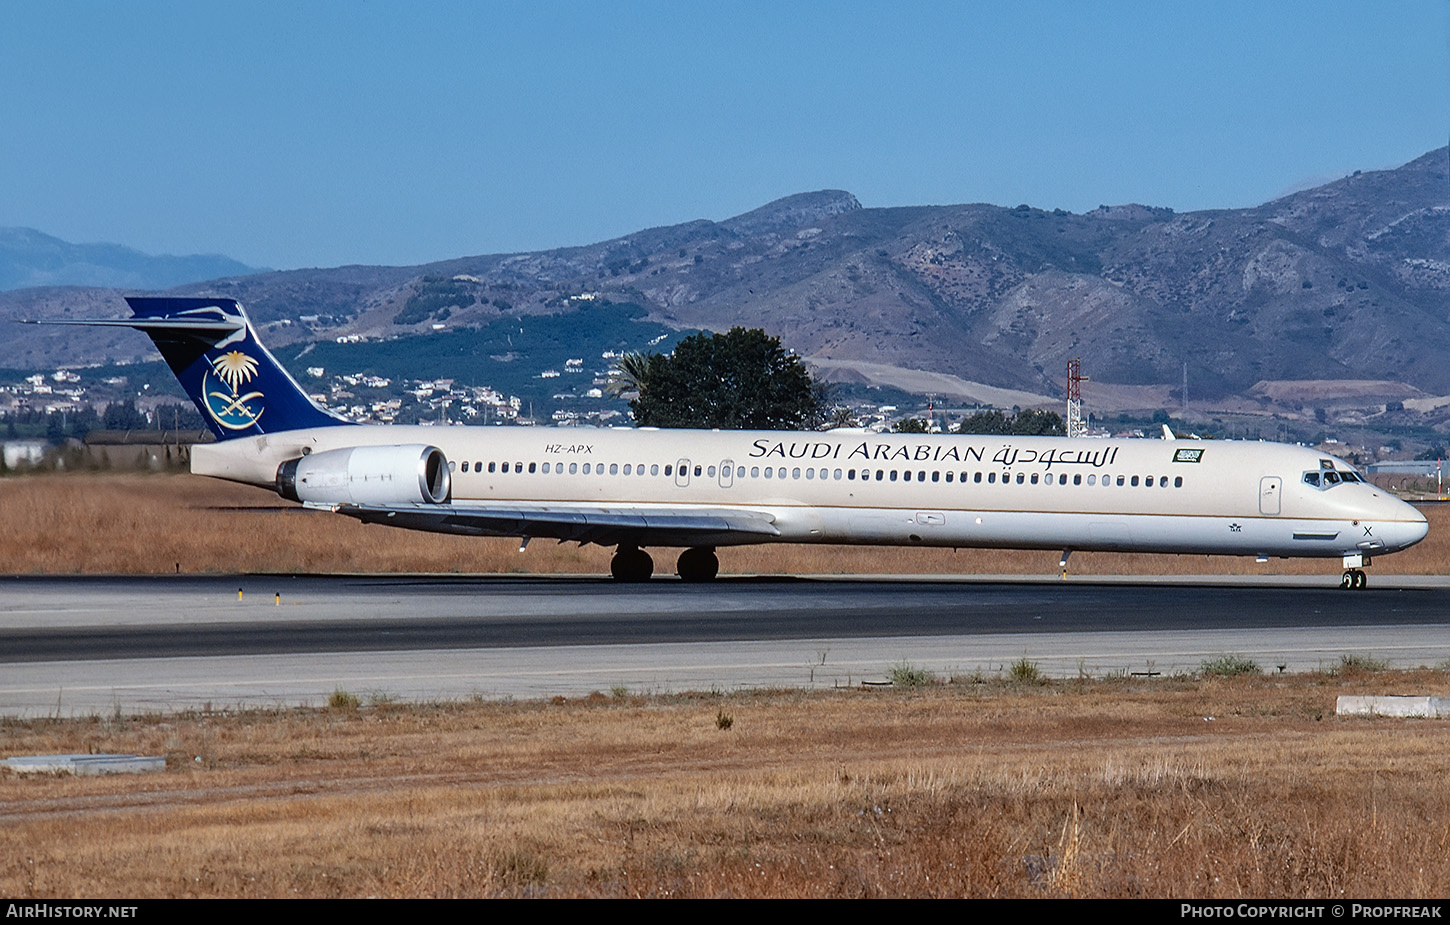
608;545;719;582
610;545;654;582
675;546;719;583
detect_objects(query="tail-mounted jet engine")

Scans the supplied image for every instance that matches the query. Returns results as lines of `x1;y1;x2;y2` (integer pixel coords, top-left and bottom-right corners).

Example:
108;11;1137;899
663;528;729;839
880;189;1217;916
276;444;451;505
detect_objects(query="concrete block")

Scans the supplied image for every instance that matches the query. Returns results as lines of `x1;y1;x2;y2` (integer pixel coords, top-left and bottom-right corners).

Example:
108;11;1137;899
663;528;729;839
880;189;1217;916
1335;696;1450;718
2;753;165;775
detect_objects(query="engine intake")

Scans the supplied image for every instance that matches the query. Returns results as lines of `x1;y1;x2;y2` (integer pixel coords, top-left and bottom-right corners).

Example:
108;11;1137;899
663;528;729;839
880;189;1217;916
277;444;451;505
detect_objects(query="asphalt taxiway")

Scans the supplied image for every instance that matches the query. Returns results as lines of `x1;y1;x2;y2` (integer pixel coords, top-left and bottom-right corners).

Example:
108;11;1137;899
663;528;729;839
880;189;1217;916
3;574;1449;715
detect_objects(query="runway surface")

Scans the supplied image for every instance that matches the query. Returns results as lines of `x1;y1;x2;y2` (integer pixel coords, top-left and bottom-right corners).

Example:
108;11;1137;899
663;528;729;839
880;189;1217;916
3;574;1450;715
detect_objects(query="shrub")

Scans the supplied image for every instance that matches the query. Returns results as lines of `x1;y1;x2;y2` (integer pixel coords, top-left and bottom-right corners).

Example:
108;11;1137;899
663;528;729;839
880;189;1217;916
1336;653;1390;675
1200;655;1262;677
1010;657;1044;683
888;662;937;688
328;688;360;710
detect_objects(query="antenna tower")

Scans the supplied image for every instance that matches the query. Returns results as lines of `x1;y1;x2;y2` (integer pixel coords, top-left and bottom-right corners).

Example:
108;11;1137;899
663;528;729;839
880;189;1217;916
1066;357;1087;438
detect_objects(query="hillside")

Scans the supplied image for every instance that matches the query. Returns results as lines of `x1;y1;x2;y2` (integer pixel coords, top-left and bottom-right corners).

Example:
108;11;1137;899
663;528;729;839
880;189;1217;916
5;149;1448;405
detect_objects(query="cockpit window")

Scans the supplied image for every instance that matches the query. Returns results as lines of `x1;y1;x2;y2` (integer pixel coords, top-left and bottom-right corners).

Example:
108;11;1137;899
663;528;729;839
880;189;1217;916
1305;468;1364;489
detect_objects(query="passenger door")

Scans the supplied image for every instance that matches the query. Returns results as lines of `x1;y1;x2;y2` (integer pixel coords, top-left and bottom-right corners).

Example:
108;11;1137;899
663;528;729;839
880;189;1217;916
1259;476;1281;515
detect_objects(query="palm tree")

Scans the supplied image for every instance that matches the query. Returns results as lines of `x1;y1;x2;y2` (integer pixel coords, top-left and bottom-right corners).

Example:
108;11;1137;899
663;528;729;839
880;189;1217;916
604;351;654;399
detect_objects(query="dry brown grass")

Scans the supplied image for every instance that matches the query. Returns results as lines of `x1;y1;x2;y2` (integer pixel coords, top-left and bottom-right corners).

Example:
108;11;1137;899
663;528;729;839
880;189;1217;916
3;470;1447;577
3;674;1450;898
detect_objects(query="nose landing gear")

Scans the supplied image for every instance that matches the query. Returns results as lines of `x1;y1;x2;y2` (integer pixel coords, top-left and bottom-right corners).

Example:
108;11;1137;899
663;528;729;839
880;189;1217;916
1339;554;1370;590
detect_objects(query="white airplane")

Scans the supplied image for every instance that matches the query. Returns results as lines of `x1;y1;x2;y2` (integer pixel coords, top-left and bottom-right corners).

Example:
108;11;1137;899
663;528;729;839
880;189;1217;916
47;297;1428;587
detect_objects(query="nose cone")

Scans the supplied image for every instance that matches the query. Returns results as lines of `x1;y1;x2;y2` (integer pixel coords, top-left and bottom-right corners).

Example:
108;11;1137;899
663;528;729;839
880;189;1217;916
1378;497;1429;553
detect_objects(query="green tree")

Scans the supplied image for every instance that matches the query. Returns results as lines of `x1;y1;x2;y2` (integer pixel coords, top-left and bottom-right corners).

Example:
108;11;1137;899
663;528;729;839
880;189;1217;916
604;351;652;399
893;417;929;433
822;406;858;429
629;328;819;429
1010;409;1064;435
956;409;1011;434
956;408;1064;436
102;399;147;430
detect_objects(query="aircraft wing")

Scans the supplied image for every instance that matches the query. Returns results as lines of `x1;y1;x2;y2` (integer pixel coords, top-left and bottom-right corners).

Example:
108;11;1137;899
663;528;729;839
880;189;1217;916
315;501;781;547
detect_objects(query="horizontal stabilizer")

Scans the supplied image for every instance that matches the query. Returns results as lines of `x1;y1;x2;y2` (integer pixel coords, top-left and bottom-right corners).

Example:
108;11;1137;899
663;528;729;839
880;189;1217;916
31;316;246;340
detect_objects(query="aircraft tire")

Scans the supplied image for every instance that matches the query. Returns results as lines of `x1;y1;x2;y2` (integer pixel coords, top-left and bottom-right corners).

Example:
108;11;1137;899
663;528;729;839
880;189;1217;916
676;546;719;582
611;547;654;582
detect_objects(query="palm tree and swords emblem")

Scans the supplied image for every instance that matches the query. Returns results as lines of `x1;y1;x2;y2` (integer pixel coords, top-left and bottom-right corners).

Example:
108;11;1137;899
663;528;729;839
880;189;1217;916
203;350;265;430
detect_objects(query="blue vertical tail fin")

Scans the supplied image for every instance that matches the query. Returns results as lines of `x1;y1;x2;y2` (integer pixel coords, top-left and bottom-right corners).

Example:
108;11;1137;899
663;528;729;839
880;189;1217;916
48;297;352;440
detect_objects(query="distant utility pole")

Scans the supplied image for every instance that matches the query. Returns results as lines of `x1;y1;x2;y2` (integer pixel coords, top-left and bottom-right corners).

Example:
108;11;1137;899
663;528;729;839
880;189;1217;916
1066;358;1088;438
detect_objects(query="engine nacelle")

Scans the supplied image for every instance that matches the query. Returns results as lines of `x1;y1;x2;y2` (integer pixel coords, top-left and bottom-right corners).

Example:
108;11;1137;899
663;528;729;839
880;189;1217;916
276;444;451;505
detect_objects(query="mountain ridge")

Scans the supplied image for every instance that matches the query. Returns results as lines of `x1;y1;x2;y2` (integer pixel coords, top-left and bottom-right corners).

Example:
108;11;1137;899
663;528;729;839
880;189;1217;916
5;149;1448;405
0;227;264;292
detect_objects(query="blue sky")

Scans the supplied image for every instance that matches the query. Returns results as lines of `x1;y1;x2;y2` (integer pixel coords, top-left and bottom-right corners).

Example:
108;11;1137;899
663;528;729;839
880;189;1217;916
1;0;1445;270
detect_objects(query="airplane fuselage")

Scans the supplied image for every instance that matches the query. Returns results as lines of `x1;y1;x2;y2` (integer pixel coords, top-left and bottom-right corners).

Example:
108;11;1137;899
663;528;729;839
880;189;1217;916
47;296;1427;584
193;424;1428;560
